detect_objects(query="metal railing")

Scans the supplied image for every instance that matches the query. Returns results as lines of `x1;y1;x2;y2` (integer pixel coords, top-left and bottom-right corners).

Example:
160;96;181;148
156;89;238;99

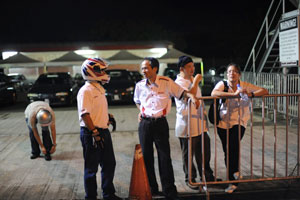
187;94;300;198
243;0;284;73
242;72;300;121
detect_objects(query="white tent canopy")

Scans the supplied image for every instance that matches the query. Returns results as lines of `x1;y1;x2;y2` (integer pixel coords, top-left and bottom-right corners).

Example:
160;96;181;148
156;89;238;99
0;53;44;68
159;48;202;63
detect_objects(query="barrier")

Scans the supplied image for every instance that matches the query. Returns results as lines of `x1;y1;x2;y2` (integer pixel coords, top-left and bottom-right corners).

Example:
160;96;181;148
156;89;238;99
186;94;300;196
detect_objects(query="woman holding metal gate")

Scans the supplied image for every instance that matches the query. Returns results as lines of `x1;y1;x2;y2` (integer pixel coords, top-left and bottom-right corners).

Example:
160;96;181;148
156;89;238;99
211;63;268;193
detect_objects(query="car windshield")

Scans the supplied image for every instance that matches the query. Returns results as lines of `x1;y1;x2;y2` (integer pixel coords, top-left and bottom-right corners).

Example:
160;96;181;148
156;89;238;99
107;71;131;81
36;75;70;85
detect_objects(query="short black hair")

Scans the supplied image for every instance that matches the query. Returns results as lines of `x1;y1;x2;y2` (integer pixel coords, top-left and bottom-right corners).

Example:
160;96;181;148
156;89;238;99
144;57;159;74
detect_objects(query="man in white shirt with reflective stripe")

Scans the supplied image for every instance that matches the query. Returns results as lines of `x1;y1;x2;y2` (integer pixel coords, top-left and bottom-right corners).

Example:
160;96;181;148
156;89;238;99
77;58;121;200
175;56;215;190
134;57;201;200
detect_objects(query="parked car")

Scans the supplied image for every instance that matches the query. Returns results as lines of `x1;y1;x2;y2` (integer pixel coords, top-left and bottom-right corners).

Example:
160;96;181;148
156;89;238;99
163;65;179;80
0;73;17;105
104;69;142;104
74;73;85;88
8;73;32;92
27;72;79;106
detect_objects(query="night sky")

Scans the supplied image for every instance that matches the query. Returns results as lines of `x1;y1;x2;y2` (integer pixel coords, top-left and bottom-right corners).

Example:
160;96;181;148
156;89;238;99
0;0;296;68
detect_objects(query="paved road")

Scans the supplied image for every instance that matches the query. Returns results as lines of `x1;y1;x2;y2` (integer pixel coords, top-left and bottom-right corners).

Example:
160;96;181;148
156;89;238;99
0;101;299;200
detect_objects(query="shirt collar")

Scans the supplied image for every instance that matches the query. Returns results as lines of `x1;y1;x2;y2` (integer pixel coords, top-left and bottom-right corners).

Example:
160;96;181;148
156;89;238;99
88;81;105;94
176;74;192;84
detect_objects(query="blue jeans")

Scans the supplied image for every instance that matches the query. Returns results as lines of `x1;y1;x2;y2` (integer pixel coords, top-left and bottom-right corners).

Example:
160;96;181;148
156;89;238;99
80;127;116;199
26;118;53;156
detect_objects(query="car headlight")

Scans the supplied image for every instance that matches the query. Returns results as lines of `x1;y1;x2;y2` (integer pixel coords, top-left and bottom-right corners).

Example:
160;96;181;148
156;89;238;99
56;92;68;96
27;93;38;97
126;86;134;92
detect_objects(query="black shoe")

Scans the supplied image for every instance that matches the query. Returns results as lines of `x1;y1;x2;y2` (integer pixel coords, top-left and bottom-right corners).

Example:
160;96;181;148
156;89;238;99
30;154;39;159
166;195;181;200
151;190;163;196
45;154;52;161
204;175;223;182
103;194;122;200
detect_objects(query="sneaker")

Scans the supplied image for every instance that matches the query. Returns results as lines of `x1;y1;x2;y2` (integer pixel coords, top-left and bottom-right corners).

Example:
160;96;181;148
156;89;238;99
233;172;242;180
225;184;237;193
30;154;39;159
185;181;199;190
45;154;52;161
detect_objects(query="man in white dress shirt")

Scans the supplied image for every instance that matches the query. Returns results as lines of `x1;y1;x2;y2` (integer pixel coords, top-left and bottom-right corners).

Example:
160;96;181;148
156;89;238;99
134;57;201;200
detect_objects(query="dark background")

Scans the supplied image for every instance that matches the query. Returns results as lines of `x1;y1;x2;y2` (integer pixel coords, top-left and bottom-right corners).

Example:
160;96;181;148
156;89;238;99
0;0;296;69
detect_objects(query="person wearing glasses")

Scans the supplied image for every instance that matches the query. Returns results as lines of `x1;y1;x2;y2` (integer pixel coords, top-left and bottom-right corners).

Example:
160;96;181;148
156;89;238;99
211;63;268;193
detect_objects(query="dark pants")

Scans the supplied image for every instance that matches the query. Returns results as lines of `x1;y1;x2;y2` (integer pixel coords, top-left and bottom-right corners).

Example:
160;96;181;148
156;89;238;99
217;125;245;185
138;117;177;198
26;118;52;156
179;132;214;182
80;127;116;200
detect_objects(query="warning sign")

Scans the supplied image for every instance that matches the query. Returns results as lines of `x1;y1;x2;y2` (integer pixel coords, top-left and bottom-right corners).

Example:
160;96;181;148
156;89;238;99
279;17;299;66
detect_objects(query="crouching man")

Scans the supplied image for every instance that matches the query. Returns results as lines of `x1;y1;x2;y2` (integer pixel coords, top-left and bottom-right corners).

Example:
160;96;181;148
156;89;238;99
25;100;56;161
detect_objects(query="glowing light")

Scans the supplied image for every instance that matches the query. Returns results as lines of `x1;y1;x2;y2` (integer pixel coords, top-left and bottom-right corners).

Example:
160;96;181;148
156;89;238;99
149;48;167;54
2;51;18;59
75;49;96;55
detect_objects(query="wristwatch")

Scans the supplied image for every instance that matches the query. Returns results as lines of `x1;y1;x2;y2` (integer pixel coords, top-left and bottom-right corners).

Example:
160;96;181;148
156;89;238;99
251;92;255;98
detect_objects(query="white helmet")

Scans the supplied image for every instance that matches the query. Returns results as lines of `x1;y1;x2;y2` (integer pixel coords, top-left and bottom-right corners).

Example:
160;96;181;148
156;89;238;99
36;109;52;127
81;58;110;84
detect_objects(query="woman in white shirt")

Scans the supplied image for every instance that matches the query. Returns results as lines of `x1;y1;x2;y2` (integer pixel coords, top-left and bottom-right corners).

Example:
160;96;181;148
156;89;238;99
211;63;268;193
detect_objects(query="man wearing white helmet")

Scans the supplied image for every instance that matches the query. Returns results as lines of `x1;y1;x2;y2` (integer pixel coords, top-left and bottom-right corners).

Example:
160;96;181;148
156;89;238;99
77;58;121;200
24;100;56;161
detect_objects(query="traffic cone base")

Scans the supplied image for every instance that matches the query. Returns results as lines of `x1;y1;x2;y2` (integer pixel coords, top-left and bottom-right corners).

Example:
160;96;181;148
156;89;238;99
128;144;152;200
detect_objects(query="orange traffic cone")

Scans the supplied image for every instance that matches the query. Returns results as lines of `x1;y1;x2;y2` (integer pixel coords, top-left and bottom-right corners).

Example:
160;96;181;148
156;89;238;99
128;144;152;200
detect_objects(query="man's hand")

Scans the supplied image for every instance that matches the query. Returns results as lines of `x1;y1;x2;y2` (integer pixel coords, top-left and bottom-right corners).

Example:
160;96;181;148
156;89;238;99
108;114;116;131
50;145;56;154
190;95;200;109
41;145;47;155
193;74;202;84
138;113;142;122
92;129;104;149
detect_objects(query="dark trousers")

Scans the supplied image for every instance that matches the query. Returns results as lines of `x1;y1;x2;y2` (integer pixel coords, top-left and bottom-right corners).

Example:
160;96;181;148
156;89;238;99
179;132;214;182
217;125;245;185
26;118;52;156
138;117;177;198
80;127;116;199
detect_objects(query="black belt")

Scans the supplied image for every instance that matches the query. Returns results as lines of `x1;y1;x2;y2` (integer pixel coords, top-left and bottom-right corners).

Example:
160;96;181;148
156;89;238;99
81;127;108;131
141;116;166;121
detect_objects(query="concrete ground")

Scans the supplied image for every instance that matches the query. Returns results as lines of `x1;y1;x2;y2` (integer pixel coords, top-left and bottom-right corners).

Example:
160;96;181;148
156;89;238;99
0;98;299;200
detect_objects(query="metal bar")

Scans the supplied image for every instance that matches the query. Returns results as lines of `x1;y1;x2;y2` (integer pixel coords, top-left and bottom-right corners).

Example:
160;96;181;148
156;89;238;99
298;95;300;176
213;98;218;180
274;96;277;177
262;97;265;178
195;176;300;186
286;96;289;176
238;98;241;177
187;99;193;186
265;15;269;49
250;97;254;178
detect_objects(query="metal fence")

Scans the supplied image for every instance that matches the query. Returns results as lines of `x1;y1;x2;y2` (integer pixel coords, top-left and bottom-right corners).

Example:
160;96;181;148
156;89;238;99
187;94;300;198
242;72;300;121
